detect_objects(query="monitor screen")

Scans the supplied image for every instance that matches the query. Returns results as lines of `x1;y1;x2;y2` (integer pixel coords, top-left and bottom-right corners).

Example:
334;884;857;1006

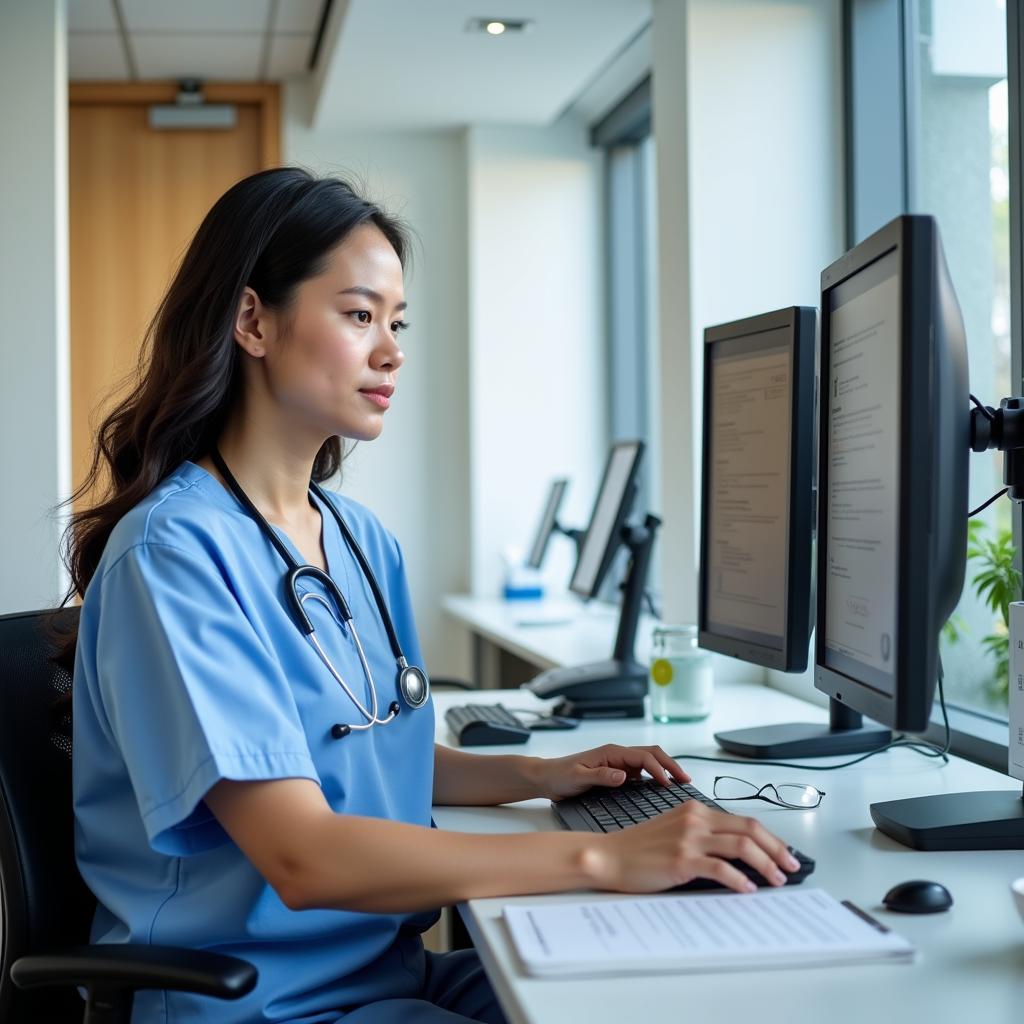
526;479;568;569
815;215;968;732
821;249;901;695
569;441;644;600
698;307;815;671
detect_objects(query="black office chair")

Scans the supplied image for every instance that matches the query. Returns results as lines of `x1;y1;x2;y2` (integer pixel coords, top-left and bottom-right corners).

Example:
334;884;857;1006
0;607;256;1024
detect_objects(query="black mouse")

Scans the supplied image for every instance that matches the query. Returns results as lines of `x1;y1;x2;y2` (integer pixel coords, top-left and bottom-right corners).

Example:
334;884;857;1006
882;879;953;914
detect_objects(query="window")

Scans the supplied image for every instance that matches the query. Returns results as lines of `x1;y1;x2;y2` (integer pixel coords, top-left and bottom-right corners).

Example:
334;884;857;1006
847;0;1018;765
909;0;1012;720
593;79;661;605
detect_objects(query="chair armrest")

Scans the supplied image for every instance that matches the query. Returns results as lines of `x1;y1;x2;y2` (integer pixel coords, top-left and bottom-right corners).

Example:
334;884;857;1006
11;944;257;1001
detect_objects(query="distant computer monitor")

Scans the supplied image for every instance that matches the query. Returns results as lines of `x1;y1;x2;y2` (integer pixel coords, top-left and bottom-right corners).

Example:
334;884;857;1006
815;214;968;733
698;306;816;673
526;479;569;569
569;440;644;600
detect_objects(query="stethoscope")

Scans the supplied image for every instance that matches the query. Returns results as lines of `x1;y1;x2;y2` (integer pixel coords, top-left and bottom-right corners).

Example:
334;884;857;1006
210;450;430;740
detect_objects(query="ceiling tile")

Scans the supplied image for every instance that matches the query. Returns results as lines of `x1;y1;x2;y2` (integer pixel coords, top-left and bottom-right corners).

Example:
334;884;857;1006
131;33;263;80
68;0;119;32
68;32;130;79
267;33;314;79
121;0;270;34
274;0;324;33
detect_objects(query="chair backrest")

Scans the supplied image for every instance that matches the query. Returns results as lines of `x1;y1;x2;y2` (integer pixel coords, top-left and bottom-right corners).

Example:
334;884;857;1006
0;607;96;1021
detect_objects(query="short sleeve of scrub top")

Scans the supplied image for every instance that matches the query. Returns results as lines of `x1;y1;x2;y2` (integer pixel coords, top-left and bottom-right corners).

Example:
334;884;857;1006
86;538;320;854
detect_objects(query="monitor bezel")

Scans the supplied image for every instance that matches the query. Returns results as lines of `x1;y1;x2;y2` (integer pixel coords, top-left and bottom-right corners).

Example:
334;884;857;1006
569;440;645;600
697;305;816;672
814;215;939;731
525;478;569;569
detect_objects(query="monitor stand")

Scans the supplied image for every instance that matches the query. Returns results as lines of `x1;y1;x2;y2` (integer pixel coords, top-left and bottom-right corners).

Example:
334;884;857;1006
526;514;660;719
870;786;1024;850
714;700;891;758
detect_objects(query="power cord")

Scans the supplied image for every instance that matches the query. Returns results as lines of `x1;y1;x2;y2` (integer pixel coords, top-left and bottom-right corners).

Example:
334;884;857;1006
968;488;1008;517
671;670;952;773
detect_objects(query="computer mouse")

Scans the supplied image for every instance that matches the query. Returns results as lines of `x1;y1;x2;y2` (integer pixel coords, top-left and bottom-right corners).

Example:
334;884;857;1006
882;879;953;914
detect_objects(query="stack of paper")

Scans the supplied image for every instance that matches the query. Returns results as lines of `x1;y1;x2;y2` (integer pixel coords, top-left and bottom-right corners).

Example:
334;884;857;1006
504;888;916;977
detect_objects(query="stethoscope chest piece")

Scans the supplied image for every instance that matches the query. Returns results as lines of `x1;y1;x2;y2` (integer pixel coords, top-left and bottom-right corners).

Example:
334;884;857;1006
399;663;430;709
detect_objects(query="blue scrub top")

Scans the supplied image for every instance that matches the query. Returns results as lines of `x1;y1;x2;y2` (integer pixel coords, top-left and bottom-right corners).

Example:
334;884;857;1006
72;461;437;1024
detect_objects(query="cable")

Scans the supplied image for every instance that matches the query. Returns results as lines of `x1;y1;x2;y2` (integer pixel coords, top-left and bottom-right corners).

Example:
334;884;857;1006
968;488;1008;517
643;590;661;620
671;671;951;773
970;393;995;421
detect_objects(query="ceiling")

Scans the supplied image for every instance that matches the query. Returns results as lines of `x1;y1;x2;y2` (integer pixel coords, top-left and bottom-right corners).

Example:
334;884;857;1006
67;0;652;129
68;0;325;80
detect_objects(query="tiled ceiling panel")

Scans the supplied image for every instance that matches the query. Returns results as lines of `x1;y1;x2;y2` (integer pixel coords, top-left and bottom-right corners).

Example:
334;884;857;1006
68;32;130;79
120;0;271;34
274;0;324;33
68;0;118;32
268;34;315;79
131;34;263;80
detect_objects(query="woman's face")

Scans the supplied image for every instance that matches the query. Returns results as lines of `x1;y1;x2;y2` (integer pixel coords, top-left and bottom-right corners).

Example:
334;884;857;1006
261;222;408;443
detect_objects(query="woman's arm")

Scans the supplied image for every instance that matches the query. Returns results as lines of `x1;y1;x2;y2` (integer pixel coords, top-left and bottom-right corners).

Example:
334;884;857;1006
206;774;802;915
433;742;690;806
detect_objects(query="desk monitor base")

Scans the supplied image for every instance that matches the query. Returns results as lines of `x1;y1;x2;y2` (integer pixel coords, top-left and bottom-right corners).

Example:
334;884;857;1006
526;659;647;719
870;790;1024;850
714;722;892;758
716;698;891;759
552;696;646;720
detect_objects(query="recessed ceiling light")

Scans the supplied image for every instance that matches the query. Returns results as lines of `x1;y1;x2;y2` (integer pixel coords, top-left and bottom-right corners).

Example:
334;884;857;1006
466;17;534;35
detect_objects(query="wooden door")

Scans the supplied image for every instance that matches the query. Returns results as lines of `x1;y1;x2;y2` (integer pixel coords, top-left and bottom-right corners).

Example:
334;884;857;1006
69;83;279;504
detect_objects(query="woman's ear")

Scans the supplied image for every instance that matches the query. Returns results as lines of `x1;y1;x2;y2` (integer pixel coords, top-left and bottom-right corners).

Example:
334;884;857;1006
233;286;272;357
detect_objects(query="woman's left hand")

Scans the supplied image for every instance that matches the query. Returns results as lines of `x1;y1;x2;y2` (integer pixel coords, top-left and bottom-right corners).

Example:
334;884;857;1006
535;744;691;802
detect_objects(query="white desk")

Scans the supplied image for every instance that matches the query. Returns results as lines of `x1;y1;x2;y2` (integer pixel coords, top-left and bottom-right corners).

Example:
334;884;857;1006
431;685;1024;1024
442;593;753;689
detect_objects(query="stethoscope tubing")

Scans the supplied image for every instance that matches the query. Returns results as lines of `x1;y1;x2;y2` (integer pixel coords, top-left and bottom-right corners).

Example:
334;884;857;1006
208;450;428;731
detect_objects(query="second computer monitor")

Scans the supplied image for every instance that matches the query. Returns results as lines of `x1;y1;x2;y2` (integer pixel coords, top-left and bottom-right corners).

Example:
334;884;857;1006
698;306;816;672
569;440;644;600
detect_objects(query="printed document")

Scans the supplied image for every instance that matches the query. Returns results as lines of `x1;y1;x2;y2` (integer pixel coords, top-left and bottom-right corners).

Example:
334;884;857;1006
504;888;915;977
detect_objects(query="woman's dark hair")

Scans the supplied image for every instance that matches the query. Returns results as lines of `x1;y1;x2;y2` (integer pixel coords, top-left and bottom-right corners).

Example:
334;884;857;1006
56;167;409;670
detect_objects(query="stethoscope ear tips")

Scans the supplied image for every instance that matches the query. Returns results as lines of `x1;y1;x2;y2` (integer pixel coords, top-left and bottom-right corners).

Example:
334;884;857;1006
388;701;401;718
331;723;352;740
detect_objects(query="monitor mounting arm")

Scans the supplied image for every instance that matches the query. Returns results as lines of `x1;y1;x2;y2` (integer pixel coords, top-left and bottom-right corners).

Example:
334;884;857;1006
970;397;1024;500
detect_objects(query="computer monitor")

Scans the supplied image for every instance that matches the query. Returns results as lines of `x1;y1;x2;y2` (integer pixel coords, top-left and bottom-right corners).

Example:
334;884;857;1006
525;479;569;570
816;214;968;731
816;215;1024;850
569;441;644;600
698;306;816;673
527;439;659;718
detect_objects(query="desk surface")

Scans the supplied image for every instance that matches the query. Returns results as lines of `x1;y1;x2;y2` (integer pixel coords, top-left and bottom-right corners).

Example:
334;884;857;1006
431;685;1024;1024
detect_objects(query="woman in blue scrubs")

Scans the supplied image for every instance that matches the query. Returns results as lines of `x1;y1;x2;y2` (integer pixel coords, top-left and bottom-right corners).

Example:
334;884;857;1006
64;168;799;1024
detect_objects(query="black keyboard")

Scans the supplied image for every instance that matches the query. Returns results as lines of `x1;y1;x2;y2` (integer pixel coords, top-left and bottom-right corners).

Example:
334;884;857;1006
553;778;815;891
444;703;531;746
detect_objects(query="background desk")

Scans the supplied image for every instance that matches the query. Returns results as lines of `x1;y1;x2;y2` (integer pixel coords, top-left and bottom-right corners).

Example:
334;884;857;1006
432;685;1024;1024
443;594;660;690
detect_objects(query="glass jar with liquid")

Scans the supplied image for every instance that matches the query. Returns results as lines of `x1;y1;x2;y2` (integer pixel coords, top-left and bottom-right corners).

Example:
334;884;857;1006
648;624;713;722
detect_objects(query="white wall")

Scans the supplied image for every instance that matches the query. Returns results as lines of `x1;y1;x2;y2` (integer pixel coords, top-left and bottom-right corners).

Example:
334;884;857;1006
466;122;607;601
651;0;844;688
0;0;70;615
285;83;473;680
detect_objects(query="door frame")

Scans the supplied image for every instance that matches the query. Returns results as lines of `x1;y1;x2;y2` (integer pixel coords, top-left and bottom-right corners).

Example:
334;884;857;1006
69;82;280;167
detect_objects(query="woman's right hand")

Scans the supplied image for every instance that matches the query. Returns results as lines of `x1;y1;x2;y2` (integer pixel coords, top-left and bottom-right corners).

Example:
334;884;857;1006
591;800;801;894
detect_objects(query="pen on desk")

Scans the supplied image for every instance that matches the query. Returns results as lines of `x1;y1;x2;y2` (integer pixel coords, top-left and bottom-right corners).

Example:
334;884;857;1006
841;900;891;933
